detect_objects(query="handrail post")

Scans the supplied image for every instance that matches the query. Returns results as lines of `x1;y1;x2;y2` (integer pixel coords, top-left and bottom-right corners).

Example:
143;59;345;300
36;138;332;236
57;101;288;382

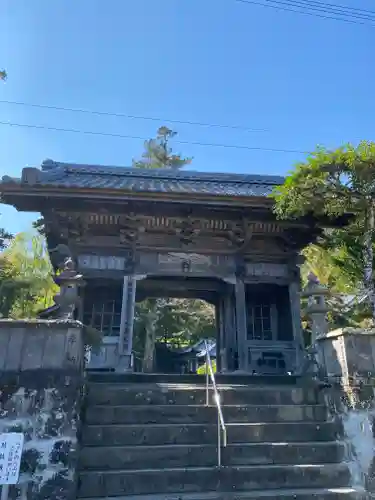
203;339;227;468
205;351;209;406
217;409;221;467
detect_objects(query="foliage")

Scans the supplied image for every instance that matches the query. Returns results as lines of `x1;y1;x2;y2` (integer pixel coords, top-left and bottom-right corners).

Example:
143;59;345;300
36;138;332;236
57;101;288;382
0;70;6;81
0;227;13;250
273;141;375;220
273;141;375;321
197;359;217;375
0;254;24;317
83;325;104;352
0;232;57;318
32;217;46;236
133;298;216;356
320;223;370;287
132;126;192;169
299;244;357;341
301;244;355;293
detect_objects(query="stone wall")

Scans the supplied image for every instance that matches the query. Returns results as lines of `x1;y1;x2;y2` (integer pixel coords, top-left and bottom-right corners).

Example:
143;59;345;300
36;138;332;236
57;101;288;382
322;382;375;493
317;328;375;493
0;319;84;500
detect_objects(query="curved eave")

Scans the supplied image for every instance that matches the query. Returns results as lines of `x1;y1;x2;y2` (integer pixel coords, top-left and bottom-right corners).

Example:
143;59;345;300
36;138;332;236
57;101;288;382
0;183;275;209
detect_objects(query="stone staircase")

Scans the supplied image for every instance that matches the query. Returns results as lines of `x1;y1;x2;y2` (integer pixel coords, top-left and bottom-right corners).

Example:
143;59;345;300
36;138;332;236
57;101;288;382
77;373;365;500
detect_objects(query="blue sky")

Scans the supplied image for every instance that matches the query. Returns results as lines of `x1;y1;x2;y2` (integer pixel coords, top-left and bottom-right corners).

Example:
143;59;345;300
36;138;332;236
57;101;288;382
0;0;374;233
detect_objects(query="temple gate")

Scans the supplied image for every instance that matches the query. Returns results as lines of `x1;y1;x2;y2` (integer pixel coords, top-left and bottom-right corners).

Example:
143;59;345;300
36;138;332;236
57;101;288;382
0;160;323;374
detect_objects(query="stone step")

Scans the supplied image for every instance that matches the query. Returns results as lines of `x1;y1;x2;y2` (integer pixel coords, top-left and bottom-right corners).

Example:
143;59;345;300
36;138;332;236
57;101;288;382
82;421;339;447
79;441;345;470
85;403;327;425
78;487;366;500
87;383;320;406
78;463;351;497
87;373;302;386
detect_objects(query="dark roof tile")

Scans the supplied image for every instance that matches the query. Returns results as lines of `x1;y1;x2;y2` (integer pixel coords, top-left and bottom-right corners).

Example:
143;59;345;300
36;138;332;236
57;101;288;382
2;160;285;198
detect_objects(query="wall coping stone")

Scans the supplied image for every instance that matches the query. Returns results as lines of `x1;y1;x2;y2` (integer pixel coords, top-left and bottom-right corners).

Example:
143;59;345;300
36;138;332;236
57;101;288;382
0;319;83;328
0;319;84;372
317;327;375;341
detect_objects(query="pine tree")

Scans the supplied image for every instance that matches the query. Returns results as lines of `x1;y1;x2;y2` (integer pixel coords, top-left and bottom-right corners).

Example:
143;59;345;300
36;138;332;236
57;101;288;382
132;126;191;170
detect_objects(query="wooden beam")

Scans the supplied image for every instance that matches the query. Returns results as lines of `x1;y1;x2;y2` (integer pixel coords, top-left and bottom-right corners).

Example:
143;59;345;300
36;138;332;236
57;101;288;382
137;278;227;294
136;290;217;303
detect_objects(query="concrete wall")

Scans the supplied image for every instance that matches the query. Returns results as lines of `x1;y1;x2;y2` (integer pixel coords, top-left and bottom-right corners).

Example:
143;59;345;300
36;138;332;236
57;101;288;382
0;319;84;500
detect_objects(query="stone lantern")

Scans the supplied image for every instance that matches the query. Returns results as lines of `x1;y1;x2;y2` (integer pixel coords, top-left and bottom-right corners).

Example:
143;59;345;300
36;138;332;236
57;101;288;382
303;272;330;344
301;272;330;377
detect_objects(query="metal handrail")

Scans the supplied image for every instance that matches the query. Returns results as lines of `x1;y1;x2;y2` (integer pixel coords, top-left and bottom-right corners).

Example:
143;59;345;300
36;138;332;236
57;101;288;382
204;339;227;467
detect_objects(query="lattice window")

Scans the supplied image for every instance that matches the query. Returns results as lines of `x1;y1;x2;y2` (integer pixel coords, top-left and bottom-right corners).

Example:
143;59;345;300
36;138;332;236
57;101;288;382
83;287;122;337
247;303;276;341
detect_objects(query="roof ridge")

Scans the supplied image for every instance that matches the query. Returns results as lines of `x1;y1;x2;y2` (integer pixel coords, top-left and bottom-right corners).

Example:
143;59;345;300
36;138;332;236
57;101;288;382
41;160;284;185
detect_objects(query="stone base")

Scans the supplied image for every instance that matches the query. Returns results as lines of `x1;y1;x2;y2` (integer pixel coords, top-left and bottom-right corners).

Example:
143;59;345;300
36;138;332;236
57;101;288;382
86;337;134;372
115;354;133;373
86;337;117;369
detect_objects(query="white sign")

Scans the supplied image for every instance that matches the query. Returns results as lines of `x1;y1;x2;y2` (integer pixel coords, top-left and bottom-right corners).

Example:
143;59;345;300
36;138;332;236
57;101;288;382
78;254;126;271
246;263;288;278
0;433;24;485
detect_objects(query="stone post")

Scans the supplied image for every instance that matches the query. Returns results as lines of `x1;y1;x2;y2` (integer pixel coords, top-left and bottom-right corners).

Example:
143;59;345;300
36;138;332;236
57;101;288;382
0;319;84;500
117;274;147;372
117;275;137;371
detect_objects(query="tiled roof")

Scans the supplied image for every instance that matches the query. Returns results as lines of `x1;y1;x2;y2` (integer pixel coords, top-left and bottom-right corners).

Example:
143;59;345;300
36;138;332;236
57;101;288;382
2;159;285;198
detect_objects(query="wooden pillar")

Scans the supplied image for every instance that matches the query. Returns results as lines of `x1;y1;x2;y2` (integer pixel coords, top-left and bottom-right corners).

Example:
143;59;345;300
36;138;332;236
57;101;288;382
216;299;226;373
77;281;85;323
215;302;220;373
223;291;235;371
288;280;304;373
235;279;248;372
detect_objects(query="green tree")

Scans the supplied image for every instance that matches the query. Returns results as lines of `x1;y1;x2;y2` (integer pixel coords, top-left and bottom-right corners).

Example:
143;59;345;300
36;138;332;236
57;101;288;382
321;223;370;287
133;126;192;169
273;141;375;322
0;231;57;318
0;69;6;81
0;254;24;317
301;244;354;292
